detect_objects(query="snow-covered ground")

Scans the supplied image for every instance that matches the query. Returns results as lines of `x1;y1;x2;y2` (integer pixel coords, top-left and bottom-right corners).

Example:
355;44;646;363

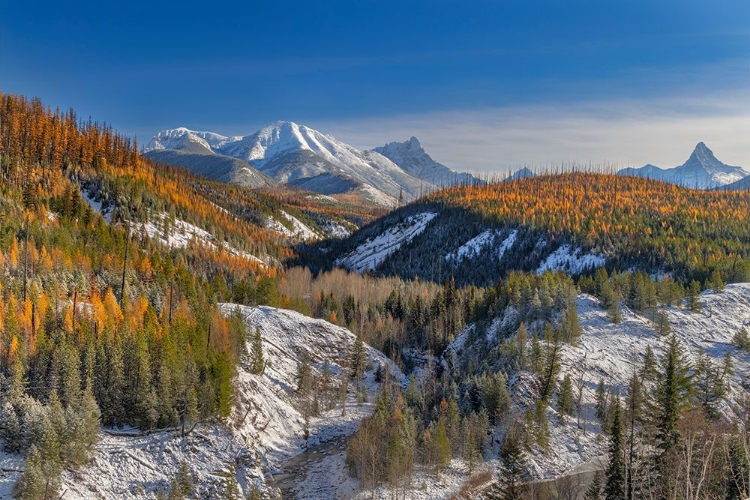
446;229;517;264
39;305;398;499
522;283;750;480
267;211;320;240
335;212;437;272
536;245;605;274
4;285;748;499
81;192;267;265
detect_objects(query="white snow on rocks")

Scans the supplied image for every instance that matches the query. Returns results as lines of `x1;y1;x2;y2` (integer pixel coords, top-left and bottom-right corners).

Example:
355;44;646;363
335;212;437;272
537;245;605;274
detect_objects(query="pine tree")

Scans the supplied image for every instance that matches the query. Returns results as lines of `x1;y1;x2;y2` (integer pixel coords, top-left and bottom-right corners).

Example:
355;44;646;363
640;345;657;382
516;323;528;369
686;280;702;312
498;427;527;500
654;334;692;455
176;460;193;496
433;419;451;472
693;349;726;420
530;333;542;374
732;327;750;351
595;379;608;425
604;398;625;499
250;327;265;375
585;470;603;500
557;374;574;423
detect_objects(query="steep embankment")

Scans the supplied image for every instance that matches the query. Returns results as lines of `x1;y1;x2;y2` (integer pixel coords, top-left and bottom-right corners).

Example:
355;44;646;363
49;306;400;499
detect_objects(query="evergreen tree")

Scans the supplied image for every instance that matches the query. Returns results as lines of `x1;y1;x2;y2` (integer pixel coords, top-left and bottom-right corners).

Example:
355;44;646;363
433;419;452;472
530;333;542;374
686;280;702;312
251;327;265;375
732;327;750;351
585;470;603;500
640;345;657;382
557;374;574;423
653;333;693;491
176;460;193;497
498;428;528;500
604;398;625;500
595;379;608;425
693;349;726;420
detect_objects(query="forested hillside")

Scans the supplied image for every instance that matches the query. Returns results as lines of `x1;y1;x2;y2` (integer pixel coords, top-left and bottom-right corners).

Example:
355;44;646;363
320;173;750;287
0;92;383;497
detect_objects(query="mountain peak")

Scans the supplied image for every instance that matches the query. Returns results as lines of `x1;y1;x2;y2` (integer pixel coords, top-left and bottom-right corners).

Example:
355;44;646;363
688;141;717;165
618;142;748;189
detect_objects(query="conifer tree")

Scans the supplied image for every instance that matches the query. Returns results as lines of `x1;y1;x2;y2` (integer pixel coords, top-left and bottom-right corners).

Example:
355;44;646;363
732;327;750;351
595;379;608;425
686;280;702;312
433;419;451;472
605;398;625;500
585;470;603;500
251;327;264;375
557;374;574;423
498;427;527;500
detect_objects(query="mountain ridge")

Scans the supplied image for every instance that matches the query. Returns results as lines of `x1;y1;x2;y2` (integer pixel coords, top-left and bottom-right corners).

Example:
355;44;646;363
618;141;748;188
373;136;483;188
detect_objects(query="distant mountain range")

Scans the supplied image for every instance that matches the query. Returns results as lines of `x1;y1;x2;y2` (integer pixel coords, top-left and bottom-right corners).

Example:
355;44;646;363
145;123;479;206
374;136;483;188
618;142;748;189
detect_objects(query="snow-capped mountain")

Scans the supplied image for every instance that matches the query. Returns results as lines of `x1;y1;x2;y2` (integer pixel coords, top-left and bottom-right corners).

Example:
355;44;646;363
145;127;235;154
618;142;749;189
506;166;535;181
145;122;439;205
373;137;483;188
718;175;750;191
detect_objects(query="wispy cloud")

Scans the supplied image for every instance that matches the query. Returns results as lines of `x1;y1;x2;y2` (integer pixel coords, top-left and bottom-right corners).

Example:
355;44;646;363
317;90;750;174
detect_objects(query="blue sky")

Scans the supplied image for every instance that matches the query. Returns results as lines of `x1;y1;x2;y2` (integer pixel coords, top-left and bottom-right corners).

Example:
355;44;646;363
1;0;748;172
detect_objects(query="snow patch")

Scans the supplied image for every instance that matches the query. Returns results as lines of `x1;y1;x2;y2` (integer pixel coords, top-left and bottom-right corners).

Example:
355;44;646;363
446;229;517;264
335;212;437;272
266;211;319;240
537;245;605;274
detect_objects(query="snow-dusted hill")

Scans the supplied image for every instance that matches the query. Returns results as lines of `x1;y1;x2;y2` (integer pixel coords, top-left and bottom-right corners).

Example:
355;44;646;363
334;212;437;272
447;283;750;483
145;122;441;206
374;136;482;189
42;306;400;499
618;142;749;189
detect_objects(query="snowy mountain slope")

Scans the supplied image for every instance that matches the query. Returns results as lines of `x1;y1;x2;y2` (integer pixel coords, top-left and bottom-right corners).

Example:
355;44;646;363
507;167;535;181
219;122;431;201
448;283;750;483
334;212;437;272
43;306;401;499
536;245;605;274
81;191;270;264
145;122;436;205
445;229;517;264
374;136;482;188
717;175;750;191
145;149;277;188
266;210;320;240
144;127;233;154
618;142;749;189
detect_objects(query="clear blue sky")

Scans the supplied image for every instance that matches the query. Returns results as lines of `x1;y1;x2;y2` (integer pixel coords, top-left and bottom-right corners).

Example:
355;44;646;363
1;0;748;171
